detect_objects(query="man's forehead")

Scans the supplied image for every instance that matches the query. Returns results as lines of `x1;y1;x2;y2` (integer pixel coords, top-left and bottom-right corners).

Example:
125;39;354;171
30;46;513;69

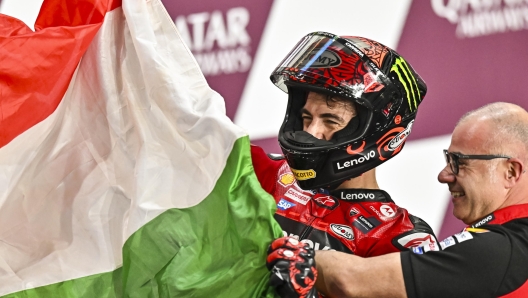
451;119;495;152
305;91;355;110
306;91;348;101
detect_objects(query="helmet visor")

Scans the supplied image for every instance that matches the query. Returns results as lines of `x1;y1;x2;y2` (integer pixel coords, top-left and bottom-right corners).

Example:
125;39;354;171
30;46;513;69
271;32;393;110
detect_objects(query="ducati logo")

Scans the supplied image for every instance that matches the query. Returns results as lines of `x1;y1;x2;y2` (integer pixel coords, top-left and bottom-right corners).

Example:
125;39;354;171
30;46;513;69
349;207;360;216
330;224;354;240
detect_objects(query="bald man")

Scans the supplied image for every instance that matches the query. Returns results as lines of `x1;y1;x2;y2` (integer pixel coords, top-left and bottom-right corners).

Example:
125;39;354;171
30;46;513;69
266;102;528;298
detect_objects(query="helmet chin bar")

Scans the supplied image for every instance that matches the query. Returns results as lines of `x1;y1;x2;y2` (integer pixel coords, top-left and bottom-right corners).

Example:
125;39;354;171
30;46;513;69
283;131;333;148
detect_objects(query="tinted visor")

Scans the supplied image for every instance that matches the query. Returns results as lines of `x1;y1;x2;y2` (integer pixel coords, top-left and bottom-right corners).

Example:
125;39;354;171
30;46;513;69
271;32;394;110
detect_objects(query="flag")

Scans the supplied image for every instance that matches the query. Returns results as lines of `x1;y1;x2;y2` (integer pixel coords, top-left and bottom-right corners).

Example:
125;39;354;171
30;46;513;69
0;0;282;296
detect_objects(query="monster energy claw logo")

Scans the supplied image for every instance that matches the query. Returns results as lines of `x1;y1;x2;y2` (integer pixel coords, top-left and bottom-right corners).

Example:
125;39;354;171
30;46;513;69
391;57;421;112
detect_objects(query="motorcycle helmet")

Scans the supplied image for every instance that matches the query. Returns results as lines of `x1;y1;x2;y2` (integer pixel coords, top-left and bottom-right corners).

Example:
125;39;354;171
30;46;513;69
270;31;427;190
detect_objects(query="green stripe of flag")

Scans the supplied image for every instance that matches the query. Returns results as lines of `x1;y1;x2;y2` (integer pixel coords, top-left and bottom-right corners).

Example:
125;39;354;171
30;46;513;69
3;136;282;298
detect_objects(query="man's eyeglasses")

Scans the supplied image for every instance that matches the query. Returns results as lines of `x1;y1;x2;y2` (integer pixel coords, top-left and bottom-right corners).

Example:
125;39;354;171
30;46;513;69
443;149;511;175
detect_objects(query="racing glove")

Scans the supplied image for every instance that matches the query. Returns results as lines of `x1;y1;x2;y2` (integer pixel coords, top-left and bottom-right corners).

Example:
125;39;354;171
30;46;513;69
266;237;318;298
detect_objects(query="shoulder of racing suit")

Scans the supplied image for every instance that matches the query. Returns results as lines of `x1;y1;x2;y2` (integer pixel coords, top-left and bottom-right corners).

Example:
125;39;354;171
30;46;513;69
250;144;287;195
330;188;438;254
389;213;438;251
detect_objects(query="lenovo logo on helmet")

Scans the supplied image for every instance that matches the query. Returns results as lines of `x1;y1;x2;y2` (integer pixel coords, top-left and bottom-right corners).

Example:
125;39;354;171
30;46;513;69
291;168;316;181
333;150;377;173
302;50;342;68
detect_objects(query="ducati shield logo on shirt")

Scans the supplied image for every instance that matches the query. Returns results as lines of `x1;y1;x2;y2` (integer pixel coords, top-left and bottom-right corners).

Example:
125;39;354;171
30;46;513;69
330;224;354;240
349;207;360;216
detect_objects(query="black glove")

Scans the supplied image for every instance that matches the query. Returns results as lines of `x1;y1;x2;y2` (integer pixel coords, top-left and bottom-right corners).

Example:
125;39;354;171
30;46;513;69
266;237;318;298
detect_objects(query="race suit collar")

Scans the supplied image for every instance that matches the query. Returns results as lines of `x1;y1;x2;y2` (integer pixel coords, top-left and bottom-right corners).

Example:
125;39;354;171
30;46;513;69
471;203;528;228
329;188;394;203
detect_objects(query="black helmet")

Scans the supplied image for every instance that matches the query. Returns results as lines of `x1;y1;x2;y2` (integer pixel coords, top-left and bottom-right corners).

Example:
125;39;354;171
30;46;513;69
270;31;427;190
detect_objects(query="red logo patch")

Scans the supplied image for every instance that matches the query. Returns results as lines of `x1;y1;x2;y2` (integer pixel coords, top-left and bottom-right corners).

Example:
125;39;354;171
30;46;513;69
313;194;338;210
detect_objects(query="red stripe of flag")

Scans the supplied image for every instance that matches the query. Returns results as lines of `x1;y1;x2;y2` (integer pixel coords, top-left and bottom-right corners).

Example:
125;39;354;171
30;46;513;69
0;0;121;148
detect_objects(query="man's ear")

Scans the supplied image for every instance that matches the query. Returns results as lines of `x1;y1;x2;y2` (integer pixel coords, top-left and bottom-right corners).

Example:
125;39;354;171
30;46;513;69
505;158;524;187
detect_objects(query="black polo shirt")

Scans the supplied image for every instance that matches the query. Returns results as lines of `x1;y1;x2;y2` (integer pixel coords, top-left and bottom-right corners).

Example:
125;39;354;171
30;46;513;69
401;204;528;298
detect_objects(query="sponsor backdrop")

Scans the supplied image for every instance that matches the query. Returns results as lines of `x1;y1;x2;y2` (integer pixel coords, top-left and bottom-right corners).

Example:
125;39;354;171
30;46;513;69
2;0;527;240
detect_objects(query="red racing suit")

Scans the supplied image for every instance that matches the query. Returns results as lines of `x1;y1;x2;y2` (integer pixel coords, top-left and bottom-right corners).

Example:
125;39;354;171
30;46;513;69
252;145;437;256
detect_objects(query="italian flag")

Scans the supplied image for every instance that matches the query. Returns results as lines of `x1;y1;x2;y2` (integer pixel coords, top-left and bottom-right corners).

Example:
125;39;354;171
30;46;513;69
0;0;282;296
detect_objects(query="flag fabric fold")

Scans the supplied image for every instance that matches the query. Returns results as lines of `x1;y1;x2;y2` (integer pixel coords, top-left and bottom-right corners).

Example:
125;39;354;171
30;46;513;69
0;0;282;296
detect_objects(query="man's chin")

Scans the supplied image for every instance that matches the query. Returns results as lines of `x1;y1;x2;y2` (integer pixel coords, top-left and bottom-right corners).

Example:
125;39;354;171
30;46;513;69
452;208;472;225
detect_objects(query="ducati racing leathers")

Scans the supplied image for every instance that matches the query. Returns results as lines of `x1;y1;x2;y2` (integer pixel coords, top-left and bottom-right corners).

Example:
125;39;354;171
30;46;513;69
251;145;437;256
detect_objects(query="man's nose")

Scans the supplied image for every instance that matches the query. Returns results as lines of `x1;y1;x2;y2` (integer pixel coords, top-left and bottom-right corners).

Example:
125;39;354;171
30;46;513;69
438;164;456;184
304;121;326;140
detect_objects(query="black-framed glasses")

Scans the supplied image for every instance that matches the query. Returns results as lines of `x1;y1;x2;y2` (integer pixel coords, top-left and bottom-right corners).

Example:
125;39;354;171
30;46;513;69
443;149;511;175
